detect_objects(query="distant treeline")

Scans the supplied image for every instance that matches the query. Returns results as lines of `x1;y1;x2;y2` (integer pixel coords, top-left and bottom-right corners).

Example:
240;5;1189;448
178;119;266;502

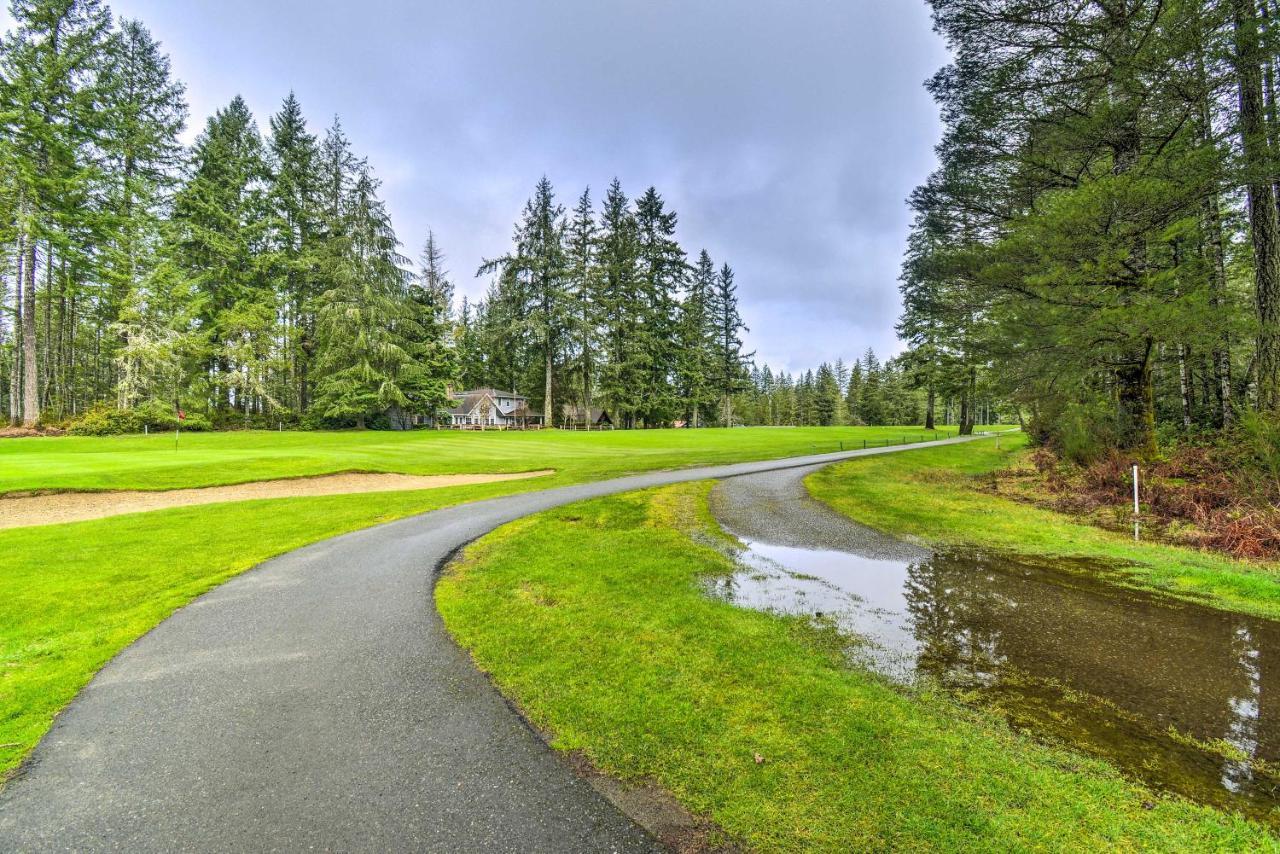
732;349;1001;429
902;1;1280;458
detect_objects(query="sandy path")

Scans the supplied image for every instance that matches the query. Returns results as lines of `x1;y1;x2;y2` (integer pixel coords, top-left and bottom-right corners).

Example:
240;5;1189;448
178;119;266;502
0;470;555;530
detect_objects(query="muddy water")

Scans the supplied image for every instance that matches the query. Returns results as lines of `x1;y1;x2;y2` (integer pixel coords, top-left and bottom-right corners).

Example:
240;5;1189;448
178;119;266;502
707;467;1280;823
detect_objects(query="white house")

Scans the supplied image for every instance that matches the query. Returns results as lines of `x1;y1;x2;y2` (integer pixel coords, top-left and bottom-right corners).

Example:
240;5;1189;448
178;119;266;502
444;388;544;429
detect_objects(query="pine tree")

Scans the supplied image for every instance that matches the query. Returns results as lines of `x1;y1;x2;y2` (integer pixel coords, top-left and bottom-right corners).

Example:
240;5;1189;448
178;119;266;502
170;96;273;417
454;296;486;389
814;362;839;426
708;262;750;426
404;240;460;425
845;362;863;424
596;178;642;427
633;186;685;424
417;229;453;320
1;0;113;425
564;187;598;417
676;249;717;426
312;162;416;427
267;92;322;413
407;229;455;419
478;176;568;422
97;19;186;410
858;348;886;426
833;357;849;424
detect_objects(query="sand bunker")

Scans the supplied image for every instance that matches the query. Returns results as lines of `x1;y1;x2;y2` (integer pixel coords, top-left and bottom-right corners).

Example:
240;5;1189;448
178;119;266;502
0;470;555;530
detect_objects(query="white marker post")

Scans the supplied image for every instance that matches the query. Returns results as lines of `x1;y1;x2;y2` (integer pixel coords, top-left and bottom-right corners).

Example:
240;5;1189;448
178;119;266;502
1132;464;1140;542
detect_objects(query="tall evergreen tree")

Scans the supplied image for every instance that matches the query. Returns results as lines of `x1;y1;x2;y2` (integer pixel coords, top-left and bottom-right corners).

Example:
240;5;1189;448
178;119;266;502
676;249;717;426
632;186;685;424
99;19;186;410
708;262;750;426
267;92;322;413
478;176;567;423
596;178;642;427
170;95;272;416
416;228;453;320
564;187;598;416
312;162;416;426
402;231;455;424
1;0;113;425
454;295;486;390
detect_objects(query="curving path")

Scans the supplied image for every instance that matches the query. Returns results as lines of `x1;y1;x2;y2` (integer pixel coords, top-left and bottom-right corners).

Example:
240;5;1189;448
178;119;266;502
0;436;980;852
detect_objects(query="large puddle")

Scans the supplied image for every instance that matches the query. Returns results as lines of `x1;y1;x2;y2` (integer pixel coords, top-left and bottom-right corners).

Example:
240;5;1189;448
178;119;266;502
707;468;1280;824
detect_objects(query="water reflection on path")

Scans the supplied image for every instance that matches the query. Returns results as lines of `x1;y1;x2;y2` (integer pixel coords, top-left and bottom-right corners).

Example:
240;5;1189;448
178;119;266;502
707;468;1280;823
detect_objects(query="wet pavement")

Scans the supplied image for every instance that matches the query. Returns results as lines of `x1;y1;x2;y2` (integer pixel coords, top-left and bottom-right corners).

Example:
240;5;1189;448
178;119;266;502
708;466;1280;824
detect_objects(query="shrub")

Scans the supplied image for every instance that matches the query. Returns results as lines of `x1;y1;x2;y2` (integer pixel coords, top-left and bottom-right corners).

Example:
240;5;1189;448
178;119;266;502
1236;410;1280;496
67;405;139;436
67;402;210;436
1053;401;1119;466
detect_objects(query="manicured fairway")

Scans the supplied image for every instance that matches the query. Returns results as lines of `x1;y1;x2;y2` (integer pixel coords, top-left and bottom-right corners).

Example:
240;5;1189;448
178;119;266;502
0;426;958;494
0;426;946;780
0;479;547;779
805;435;1280;621
437;482;1277;851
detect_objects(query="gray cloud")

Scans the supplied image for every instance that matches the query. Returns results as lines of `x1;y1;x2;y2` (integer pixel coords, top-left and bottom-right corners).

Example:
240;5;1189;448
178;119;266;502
34;0;950;373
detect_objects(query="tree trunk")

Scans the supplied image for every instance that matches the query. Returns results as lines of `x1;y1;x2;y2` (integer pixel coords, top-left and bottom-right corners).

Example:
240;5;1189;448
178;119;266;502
957;365;978;435
10;235;24;426
40;242;52;411
1206;192;1235;426
544;347;553;427
1193;40;1236;427
1178;343;1193;430
21;234;38;428
1261;2;1280;215
925;381;936;430
1117;340;1157;459
1235;0;1280;411
68;287;78;415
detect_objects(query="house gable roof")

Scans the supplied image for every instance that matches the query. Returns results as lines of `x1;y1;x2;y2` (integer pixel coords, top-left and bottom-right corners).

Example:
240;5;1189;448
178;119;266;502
447;388;530;418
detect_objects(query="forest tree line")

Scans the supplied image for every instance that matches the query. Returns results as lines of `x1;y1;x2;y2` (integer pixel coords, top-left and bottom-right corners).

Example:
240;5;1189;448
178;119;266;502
730;349;1000;429
454;179;985;430
0;0;773;431
450;177;753;429
0;0;458;430
902;0;1280;459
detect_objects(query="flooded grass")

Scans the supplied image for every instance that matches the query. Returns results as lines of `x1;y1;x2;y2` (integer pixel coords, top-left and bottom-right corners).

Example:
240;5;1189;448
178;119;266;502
441;482;1279;849
709;473;1280;825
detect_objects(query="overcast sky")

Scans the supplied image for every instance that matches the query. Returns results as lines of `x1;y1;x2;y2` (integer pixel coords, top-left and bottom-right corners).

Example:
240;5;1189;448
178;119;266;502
13;1;950;374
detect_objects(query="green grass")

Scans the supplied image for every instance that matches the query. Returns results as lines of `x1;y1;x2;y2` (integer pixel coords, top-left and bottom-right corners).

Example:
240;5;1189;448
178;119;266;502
437;482;1277;851
0;425;950;779
0;478;541;778
0;425;959;494
805;434;1280;621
